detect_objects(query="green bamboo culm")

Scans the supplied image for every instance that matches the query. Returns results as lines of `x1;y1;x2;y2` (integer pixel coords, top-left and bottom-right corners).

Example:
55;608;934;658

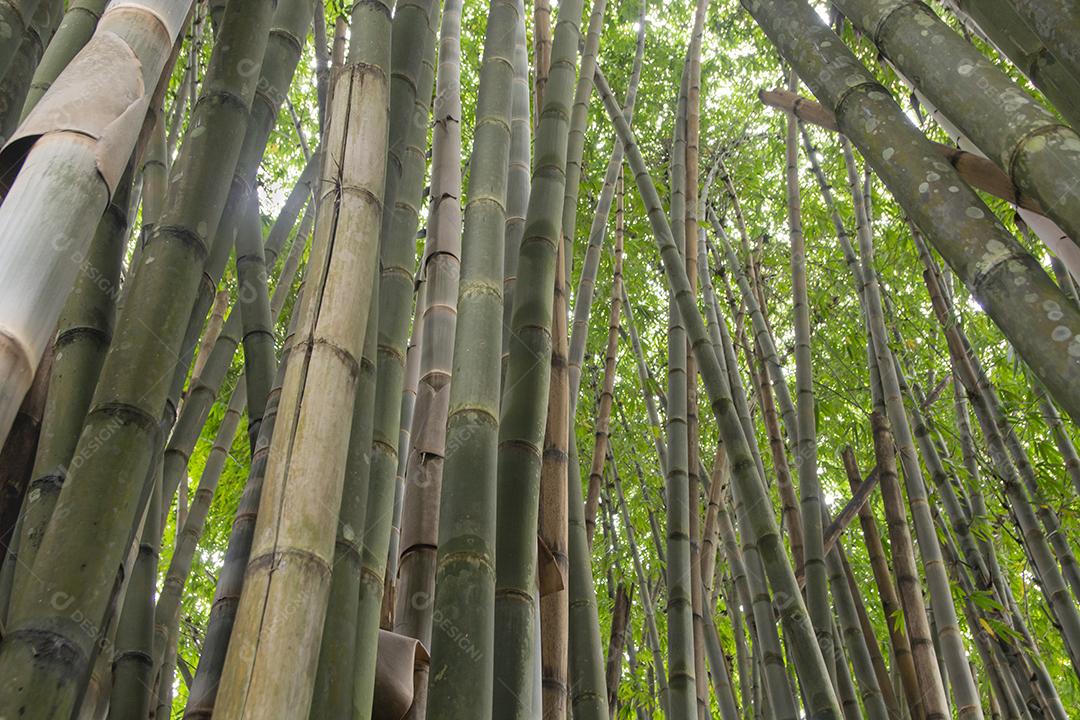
0;0;43;85
351;4;439;717
0;0;60;143
565;0;645;409
1004;0;1080;88
425;1;522;717
833;0;1080;273
566;430;612;720
393;1;464;717
0;0;274;713
937;0;1080;130
18;0;107;119
492;0;587;712
595;65;843;719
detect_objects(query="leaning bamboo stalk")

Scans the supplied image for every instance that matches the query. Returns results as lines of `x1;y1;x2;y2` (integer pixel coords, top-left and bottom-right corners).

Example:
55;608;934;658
840;135;976;718
106;471;160;720
189;290;229;402
583;178;623;546
0;0;43;85
834;0;1080;261
152;216;310;699
160;160;316;508
596;64;842;718
938;0;1080;130
308;275;381;719
426;1;521;715
182;285;309;720
759;88;1052;218
0;4;275;714
919;238;1080;677
745;0;1080;424
566;0;644;406
7;167;130;600
492;0;586;709
0;0;192;445
558;0;606;287
164;0;317;436
619;287;668;474
19;0;107;119
1036;386;1080;497
0;0;61;144
1005;0;1080;89
210;3;391;713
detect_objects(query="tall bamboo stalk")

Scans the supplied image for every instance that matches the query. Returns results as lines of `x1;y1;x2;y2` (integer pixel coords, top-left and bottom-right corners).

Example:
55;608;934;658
501;7;531;386
426;1;521;716
783;73;830;672
492;0;586;711
182;286;311;720
538;242;569;720
350;6;439;717
393;2;463;718
596;65;842;718
0;0;60;143
106;471;160;720
210;1;392;713
532;0;551;124
0;0;192;445
664;64;697;720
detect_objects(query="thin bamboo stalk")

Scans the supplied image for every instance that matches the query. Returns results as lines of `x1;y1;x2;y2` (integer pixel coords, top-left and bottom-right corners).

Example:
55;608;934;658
583;175;623;546
566;430;611;720
566;0;644;406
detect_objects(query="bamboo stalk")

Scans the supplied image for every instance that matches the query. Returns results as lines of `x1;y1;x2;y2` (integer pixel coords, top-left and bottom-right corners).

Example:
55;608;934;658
393;3;463;717
566;0;645;406
583;174;623;546
492;0;587;710
426;1;521;715
210;2;392;712
0;0;191;445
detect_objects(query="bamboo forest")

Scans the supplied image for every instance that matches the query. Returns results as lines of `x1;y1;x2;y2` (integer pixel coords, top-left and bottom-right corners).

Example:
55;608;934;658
7;0;1080;718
